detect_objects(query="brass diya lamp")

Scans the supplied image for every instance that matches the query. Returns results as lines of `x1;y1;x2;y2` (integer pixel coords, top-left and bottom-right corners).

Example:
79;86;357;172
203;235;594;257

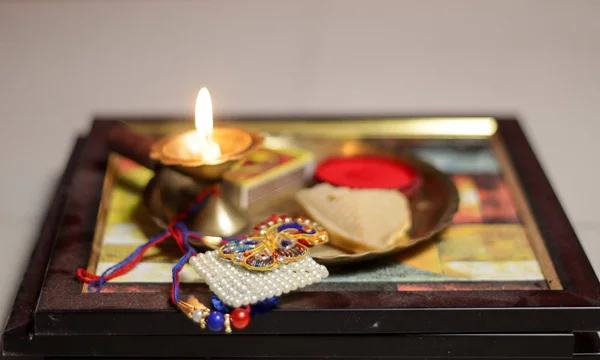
111;88;263;237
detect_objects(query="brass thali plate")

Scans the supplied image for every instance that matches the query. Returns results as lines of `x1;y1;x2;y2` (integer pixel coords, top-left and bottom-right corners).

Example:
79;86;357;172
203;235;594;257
143;134;458;266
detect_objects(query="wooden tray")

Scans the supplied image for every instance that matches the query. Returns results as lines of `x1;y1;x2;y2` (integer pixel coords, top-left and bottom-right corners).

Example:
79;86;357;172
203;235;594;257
2;116;600;359
4;117;599;336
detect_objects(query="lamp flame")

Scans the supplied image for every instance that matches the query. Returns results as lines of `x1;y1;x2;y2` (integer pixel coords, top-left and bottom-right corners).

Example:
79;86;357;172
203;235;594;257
186;87;221;161
195;87;213;138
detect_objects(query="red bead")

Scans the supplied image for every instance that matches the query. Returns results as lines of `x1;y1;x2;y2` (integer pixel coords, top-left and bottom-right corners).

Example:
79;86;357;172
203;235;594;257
230;308;250;329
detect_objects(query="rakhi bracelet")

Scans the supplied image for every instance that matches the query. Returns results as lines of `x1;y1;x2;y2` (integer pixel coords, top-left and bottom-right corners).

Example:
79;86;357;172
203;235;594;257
77;189;330;334
179;215;329;332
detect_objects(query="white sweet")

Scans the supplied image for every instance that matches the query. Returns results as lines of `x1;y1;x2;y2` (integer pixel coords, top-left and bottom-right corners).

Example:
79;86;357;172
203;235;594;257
189;250;329;307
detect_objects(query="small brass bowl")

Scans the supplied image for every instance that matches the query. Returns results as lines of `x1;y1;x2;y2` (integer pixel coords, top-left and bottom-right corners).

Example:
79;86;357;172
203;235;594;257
150;128;264;181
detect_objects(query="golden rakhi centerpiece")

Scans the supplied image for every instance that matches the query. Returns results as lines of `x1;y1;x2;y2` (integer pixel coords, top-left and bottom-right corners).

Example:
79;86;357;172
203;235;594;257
149;88;263;236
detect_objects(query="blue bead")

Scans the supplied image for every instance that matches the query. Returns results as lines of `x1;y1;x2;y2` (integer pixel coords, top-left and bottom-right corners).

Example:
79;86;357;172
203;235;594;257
206;311;225;332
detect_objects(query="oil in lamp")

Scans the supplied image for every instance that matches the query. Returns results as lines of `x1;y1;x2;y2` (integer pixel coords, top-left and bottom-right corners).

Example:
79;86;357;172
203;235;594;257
149;88;263;237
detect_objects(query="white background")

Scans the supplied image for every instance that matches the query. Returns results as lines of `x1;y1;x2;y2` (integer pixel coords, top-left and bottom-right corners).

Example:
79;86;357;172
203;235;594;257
1;0;599;328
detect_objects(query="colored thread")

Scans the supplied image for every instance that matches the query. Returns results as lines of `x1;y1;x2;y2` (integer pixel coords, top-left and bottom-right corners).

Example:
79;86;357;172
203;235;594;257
170;222;194;304
77;187;219;303
76;232;171;292
211;294;233;313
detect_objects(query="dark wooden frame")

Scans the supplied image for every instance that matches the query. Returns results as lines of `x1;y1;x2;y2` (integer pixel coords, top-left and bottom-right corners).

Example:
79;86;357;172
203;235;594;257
12;117;600;338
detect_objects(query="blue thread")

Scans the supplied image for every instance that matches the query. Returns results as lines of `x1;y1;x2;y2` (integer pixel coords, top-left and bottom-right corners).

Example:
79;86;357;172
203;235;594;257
211;295;233;313
249;297;280;315
188;193;213;217
170;194;214;303
171;222;196;304
265;297;281;307
88;232;167;292
211;294;280;316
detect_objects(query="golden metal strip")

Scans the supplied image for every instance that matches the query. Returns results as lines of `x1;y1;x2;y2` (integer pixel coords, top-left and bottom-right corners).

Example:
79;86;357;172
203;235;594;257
84;154;119;293
490;134;562;290
230;117;498;138
125;117;498;139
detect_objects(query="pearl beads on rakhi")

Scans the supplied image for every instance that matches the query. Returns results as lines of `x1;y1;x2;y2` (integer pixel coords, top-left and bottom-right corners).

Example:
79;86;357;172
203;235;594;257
177;215;330;333
190;250;329;308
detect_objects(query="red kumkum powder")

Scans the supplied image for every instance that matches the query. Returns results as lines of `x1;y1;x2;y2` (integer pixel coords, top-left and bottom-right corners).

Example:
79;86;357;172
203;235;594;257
315;156;422;195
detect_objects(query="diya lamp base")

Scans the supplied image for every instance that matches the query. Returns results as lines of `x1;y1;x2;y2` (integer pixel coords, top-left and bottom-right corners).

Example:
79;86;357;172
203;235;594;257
147;167;248;238
189;195;247;238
